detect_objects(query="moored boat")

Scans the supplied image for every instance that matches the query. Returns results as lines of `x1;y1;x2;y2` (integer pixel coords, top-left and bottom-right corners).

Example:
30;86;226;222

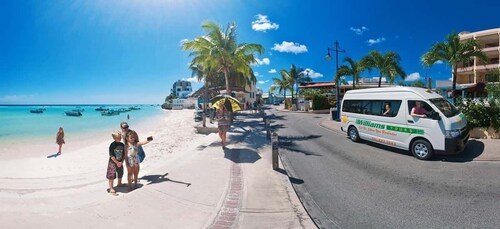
101;110;120;116
65;111;82;116
95;107;108;111
30;109;44;113
118;108;131;113
129;106;141;110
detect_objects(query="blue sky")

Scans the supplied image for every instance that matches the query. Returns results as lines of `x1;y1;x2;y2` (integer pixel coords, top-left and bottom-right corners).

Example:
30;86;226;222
1;0;499;104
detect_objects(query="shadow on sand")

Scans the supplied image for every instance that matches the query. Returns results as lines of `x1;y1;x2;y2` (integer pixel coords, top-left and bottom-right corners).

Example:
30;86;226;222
140;173;191;187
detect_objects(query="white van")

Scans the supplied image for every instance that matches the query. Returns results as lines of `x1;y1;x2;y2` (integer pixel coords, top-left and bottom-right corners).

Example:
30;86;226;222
340;87;469;160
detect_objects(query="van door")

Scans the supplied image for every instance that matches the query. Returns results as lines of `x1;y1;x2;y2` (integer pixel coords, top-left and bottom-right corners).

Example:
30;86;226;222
405;100;440;148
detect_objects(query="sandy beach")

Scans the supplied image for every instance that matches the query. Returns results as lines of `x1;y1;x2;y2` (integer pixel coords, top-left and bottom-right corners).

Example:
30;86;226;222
0;109;216;227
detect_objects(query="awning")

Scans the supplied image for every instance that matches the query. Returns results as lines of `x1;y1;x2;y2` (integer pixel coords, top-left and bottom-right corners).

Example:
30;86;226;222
299;82;337;89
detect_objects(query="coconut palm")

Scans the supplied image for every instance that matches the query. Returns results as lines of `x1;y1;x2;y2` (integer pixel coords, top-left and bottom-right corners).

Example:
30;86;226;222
189;64;218;127
362;50;406;87
271;74;292;106
182;21;263;95
421;32;488;102
280;64;310;109
336;57;367;89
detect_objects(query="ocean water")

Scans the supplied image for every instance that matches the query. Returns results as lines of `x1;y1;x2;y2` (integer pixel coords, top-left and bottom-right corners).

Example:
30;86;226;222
0;105;164;142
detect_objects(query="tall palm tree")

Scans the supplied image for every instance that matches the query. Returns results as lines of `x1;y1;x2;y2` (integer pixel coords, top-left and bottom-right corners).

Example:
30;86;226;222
280;64;308;109
189;64;218;127
182;21;263;95
422;32;487;102
336;57;367;89
271;74;292;106
362;50;406;87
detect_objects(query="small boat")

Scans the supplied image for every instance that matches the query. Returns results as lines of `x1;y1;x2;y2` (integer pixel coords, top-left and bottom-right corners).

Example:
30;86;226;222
65;111;82;116
73;108;85;112
129;106;141;110
95;107;108;111
101;110;120;116
118;108;131;113
30;109;44;113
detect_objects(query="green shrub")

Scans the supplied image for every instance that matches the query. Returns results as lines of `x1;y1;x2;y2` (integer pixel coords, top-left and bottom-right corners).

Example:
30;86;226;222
458;98;500;131
312;94;330;110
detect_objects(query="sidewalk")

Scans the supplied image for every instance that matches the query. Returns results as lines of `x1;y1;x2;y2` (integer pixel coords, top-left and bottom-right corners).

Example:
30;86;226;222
318;117;500;161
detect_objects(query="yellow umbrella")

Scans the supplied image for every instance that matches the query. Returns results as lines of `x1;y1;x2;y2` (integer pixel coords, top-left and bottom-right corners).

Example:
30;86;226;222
211;95;241;112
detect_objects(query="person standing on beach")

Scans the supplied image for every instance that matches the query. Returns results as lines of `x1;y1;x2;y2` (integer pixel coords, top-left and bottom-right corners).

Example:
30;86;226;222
216;104;230;149
107;131;125;194
56;127;65;154
120;121;138;145
125;131;151;191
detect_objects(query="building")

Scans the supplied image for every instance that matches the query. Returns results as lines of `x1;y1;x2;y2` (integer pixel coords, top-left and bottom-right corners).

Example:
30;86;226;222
457;28;500;85
171;80;193;98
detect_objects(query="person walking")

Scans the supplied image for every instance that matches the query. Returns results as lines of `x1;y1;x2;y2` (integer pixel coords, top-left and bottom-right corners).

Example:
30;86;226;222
216;104;230;149
56;127;65;155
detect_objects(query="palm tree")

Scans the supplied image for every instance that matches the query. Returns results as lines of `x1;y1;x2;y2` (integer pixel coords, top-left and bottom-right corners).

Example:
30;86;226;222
336;57;367;89
182;21;264;95
271;74;292;107
189;64;218;127
280;64;310;109
422;32;488;102
362;50;406;87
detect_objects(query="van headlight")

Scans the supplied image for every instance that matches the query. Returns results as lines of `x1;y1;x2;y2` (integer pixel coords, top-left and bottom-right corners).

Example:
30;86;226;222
445;129;460;139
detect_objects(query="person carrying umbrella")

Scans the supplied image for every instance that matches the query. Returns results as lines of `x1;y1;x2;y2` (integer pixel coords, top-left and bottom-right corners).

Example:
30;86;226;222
216;103;230;148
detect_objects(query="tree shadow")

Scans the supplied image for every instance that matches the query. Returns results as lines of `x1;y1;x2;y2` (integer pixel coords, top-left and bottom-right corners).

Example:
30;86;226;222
140;172;191;187
279;135;323;156
223;147;261;164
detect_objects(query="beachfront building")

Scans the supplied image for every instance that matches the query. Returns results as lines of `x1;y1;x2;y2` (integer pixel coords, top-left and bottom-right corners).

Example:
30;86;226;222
456;28;500;90
219;81;258;109
171;80;193;98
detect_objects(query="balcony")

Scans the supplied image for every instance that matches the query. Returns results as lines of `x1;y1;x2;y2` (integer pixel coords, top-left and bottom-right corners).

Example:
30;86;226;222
457;66;474;73
482;46;499;53
475;63;500;72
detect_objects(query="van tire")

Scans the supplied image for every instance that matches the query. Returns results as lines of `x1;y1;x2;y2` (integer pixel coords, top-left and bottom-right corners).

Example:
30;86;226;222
411;139;433;160
348;126;360;142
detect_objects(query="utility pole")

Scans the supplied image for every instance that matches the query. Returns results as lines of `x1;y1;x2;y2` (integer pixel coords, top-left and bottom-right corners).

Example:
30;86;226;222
325;41;346;122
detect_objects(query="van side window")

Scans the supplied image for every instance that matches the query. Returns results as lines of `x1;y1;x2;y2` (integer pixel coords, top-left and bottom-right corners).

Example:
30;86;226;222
342;100;401;117
408;100;434;118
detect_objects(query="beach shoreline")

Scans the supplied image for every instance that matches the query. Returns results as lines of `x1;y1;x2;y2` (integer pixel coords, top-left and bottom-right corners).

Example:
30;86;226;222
0;109;170;161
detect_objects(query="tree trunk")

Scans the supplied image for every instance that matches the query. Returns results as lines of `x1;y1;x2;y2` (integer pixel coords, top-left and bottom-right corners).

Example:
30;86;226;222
202;79;207;127
452;65;457;104
353;75;356;89
291;84;295;110
378;75;382;87
224;69;231;95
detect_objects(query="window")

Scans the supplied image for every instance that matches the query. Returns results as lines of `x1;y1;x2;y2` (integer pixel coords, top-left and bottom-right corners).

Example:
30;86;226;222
342;100;401;117
408;100;434;118
430;98;459;118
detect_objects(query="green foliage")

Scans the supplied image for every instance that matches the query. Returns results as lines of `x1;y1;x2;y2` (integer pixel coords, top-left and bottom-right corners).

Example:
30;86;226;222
410;80;426;88
312;94;331;110
458;98;500;131
299;89;329;99
486;83;500;101
361;50;406;87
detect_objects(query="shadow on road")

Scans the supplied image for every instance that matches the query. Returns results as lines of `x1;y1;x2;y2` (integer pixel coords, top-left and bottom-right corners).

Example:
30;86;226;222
279;134;323;156
223;147;261;164
275;168;305;184
140;173;192;187
433;139;485;162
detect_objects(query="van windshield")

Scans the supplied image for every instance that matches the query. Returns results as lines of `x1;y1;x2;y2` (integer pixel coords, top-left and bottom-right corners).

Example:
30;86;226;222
430;98;460;118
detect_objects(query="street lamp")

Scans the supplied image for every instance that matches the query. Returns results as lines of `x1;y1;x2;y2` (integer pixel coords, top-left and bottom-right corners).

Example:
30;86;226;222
325;41;345;122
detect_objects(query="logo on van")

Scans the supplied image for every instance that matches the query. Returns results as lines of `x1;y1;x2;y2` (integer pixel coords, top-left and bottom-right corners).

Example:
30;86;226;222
356;119;424;135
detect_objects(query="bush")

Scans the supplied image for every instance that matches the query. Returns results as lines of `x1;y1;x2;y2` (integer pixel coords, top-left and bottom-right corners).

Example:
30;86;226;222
458;98;500;131
312;94;330;110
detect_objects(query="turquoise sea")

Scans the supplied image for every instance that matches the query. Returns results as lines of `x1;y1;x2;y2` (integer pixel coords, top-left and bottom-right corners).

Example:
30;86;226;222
0;105;164;143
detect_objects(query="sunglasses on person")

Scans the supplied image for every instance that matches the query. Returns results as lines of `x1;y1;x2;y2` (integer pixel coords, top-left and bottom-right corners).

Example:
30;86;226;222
122;126;129;129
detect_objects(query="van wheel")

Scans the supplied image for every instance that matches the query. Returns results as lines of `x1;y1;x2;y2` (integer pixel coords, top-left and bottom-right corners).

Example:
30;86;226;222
348;126;360;142
411;139;433;160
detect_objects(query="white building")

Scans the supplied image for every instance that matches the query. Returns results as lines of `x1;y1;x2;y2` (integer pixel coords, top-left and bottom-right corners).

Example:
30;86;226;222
171;80;192;98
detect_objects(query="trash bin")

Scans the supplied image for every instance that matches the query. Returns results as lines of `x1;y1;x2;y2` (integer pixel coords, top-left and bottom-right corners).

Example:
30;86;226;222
330;108;337;120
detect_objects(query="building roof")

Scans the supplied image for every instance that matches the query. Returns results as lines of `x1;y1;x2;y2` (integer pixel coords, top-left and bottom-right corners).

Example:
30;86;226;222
299;82;337;88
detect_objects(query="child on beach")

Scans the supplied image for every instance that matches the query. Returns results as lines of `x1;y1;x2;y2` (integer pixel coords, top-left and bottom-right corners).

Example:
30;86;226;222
125;130;152;191
107;131;125;194
56;127;65;154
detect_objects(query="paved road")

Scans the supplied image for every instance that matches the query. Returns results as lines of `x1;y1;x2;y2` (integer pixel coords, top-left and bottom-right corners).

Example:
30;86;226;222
267;108;500;229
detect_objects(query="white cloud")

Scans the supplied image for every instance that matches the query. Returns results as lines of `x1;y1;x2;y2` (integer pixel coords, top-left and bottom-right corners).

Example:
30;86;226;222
350;26;368;35
302;68;323;78
252;14;279;32
405;72;421;81
268;69;277;73
435;60;444;64
271;41;308;54
254;57;270;65
254;72;260;76
182;76;200;82
448;77;453;81
367;37;386;46
258;80;266;84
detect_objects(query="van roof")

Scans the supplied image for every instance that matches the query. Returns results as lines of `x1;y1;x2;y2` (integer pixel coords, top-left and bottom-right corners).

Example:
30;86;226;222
345;86;443;99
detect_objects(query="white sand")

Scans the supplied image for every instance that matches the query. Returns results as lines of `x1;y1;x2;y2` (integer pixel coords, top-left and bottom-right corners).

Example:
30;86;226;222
0;109;217;217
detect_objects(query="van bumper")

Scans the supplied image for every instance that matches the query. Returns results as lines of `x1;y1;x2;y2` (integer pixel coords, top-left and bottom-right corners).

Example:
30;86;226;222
438;129;470;155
